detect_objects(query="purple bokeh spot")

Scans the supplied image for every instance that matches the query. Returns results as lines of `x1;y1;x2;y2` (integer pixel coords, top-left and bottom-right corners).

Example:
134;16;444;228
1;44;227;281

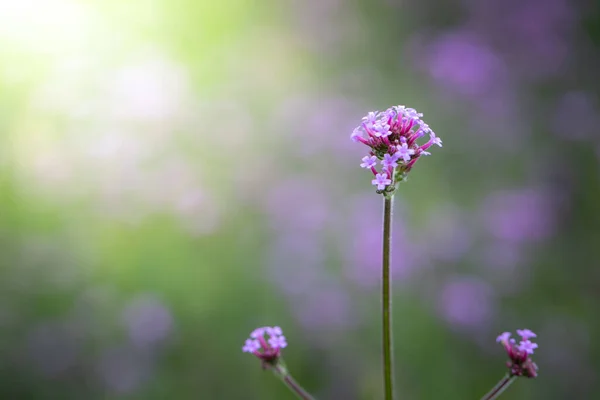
552;91;600;142
438;275;495;329
265;178;330;233
292;286;354;331
122;294;174;350
464;0;575;78
268;233;323;296
24;321;80;378
481;188;557;243
419;204;473;263
341;195;416;288
421;31;507;97
96;346;152;395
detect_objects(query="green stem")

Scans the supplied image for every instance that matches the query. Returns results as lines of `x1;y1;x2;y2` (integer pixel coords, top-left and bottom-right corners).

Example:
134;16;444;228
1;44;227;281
382;195;395;400
273;364;316;400
480;375;517;400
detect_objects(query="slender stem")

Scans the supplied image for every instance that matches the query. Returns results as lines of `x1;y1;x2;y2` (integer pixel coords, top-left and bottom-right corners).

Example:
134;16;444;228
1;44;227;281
382;195;395;400
480;375;517;400
273;364;316;400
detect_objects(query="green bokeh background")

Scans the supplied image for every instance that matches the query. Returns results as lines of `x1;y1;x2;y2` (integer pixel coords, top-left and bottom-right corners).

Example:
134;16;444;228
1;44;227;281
1;0;599;399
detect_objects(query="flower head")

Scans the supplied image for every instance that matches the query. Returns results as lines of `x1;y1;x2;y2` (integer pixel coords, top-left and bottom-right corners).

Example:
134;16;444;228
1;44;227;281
351;105;441;195
496;329;539;378
242;326;288;368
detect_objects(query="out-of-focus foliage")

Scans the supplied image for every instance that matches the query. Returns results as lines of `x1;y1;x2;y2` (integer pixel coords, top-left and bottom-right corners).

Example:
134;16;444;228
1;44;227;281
1;0;599;399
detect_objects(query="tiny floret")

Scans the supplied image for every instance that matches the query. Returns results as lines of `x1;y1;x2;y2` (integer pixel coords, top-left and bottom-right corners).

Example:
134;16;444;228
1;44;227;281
396;143;415;163
360;155;378;169
351;105;441;195
382;153;400;168
516;329;537;340
243;339;261;353
372;173;392;190
518;340;538;355
430;132;443;147
496;332;511;343
268;335;288;349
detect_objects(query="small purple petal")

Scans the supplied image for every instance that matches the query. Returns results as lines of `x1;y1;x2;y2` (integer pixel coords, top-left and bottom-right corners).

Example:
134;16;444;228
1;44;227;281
242;339;260;353
382;153;400;168
496;332;511;343
266;326;283;336
250;327;266;339
268;335;287;349
371;173;392;190
517;329;537;340
518;340;538;355
396;143;415;162
360;155;378;169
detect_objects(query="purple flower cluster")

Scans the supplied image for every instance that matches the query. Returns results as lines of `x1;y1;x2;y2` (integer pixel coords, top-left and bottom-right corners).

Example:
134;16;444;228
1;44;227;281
351;106;442;194
496;329;539;378
242;326;288;367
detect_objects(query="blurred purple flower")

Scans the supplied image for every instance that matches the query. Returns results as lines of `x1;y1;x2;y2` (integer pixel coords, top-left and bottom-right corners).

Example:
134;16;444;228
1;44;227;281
24;320;81;378
265;178;330;233
496;329;539;377
96;346;152;394
552;91;600;142
419;204;473;263
268;233;323;296
464;0;575;78
417;31;508;97
269;96;362;158
341;195;416;288
438;276;495;329
481;188;557;243
122;294;174;351
242;326;288;367
293;287;354;331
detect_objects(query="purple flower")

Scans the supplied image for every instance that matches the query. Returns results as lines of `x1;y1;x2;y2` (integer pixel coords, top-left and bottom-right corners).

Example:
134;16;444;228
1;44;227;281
517;329;537;340
496;332;512;343
496;329;539;378
351;105;441;194
372;173;392;190
242;326;288;367
382;153;400;168
518;340;538;355
360;155;378;169
395;143;415;162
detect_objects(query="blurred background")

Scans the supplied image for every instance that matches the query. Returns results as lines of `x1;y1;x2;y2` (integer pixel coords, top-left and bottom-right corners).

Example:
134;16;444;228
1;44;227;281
0;0;599;399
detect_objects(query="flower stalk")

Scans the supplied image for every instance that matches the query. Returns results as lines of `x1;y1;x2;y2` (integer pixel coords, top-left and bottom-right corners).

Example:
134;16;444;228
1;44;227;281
382;195;394;400
273;364;316;400
480;375;517;400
